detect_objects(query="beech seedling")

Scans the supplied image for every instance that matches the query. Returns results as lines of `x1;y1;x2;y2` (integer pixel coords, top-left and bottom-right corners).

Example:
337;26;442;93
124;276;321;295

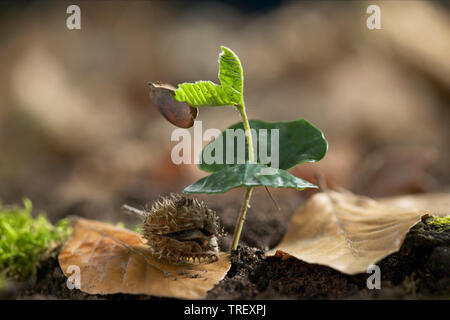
150;46;328;252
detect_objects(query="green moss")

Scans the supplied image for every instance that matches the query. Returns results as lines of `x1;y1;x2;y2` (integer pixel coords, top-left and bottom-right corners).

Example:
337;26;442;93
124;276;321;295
0;199;71;281
426;215;450;232
133;225;142;234
107;221;142;234
113;220;142;234
115;221;126;229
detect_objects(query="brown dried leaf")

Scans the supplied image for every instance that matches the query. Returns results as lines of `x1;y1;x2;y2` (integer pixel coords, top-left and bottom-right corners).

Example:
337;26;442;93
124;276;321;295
271;191;425;275
58;218;230;299
378;193;450;217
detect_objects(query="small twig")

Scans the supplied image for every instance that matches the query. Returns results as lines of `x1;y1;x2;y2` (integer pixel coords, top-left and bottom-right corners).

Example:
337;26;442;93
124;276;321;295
121;204;146;219
264;186;279;211
314;171;328;192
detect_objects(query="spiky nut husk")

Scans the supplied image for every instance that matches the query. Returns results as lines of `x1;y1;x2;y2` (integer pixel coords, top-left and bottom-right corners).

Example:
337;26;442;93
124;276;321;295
141;194;222;264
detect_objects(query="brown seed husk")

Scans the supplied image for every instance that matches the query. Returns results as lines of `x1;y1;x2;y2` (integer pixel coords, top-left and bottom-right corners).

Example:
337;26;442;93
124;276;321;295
149;82;197;128
141;194;222;264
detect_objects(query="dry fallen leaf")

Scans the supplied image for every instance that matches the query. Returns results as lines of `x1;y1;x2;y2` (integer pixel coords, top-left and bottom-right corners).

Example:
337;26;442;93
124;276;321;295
58;218;230;299
270;191;426;275
378;193;450;217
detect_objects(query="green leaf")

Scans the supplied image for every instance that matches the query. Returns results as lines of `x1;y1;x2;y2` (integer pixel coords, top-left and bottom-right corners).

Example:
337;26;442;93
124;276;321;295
199;119;328;173
174;81;231;107
218;46;243;104
184;163;317;194
173;46;243;107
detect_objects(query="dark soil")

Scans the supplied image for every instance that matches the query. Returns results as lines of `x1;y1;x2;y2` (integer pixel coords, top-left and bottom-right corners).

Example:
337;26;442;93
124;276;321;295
6;189;450;300
207;219;450;299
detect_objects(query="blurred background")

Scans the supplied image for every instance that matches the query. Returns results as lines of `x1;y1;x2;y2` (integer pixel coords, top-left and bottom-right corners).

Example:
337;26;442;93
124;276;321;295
0;0;449;248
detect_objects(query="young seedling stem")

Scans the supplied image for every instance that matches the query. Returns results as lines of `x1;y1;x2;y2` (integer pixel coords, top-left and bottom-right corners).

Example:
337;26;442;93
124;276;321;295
230;101;254;251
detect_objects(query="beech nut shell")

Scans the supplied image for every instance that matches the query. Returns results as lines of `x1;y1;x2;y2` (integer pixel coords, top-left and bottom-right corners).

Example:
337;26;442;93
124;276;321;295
149;82;198;128
127;194;223;264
